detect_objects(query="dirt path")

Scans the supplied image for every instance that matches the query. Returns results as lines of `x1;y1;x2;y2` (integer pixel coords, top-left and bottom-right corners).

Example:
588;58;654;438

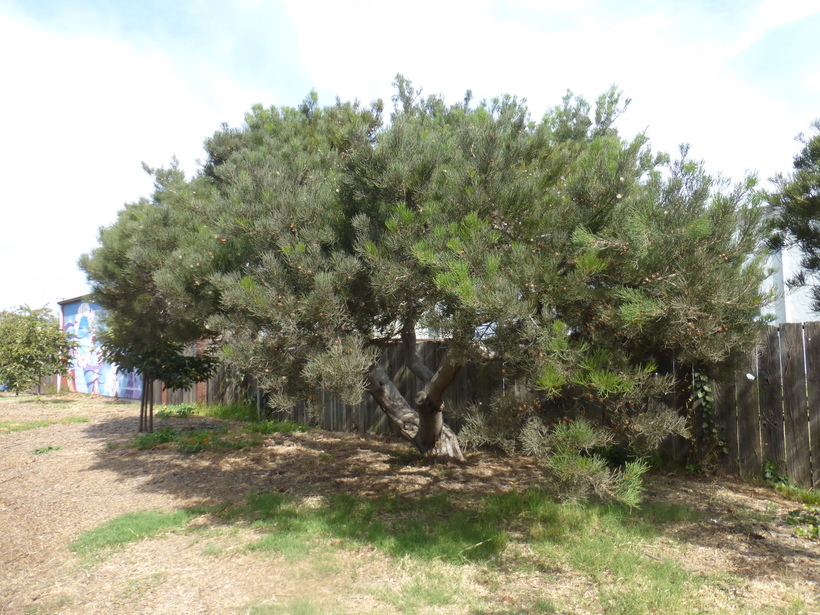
1;394;818;614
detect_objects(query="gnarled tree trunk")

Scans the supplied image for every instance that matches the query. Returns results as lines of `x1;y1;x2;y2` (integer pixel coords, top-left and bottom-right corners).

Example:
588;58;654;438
364;326;465;462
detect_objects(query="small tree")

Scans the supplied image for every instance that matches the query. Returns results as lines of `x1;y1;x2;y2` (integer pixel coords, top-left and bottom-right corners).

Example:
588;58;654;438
768;119;820;312
0;306;75;395
79;162;219;431
101;338;218;432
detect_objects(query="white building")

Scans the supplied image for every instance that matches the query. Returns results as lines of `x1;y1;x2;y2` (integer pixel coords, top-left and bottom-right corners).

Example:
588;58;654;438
761;246;817;324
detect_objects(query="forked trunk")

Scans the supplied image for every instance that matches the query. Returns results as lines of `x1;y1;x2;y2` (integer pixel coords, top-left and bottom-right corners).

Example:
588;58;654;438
365;364;465;462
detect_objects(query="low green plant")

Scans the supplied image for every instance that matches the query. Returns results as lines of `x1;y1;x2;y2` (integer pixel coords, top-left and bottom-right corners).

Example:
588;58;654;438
31;445;63;455
132;426;179;448
786;507;820;541
130;425;261;453
388;448;425;466
244;419;311;435
175;429;261;453
155;404;195;418
763;460;790;485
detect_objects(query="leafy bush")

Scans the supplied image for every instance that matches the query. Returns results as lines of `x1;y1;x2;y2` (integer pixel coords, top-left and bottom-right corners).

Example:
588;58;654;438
132;426;178;448
155;404;195;418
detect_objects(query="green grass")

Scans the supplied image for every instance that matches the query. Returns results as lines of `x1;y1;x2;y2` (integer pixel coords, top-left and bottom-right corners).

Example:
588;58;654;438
776;483;820;506
0;416;88;434
244;419;312;434
130;411;311;453
154;404;196;418
70;489;774;613
381;567;461;614
22;596;74;614
69;510;195;556
31;445;63;455
200;490;716;614
152;401;259;421
130;425;262;453
211;491;510;562
193;489;696;566
193;402;259;421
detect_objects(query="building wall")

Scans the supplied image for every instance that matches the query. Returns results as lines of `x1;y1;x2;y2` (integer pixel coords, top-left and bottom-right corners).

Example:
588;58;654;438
60;298;142;399
761;248;817;324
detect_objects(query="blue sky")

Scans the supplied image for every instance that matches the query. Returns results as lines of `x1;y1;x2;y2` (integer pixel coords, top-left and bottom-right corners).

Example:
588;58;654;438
1;0;818;314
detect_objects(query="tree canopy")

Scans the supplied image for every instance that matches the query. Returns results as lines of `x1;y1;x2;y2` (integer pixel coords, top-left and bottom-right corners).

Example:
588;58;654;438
78;170;219;431
768;119;820;313
0;306;75;395
81;77;771;497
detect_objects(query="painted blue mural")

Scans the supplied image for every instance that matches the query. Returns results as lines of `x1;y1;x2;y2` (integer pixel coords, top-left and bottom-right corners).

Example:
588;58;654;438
61;299;142;399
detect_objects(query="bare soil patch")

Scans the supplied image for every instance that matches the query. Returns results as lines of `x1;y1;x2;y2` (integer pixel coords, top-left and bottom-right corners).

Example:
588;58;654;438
1;393;818;614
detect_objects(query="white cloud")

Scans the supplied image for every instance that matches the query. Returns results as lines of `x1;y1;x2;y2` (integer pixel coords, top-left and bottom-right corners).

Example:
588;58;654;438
281;0;799;182
0;13;271;312
1;0;815;313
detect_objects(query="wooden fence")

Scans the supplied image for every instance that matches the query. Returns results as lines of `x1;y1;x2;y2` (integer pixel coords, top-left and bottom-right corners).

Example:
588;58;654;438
712;322;820;489
157;342;498;435
38;326;820;488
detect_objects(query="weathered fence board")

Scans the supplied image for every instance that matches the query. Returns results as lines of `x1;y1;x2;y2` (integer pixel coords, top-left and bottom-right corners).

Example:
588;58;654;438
714;379;738;473
805;322;820;488
758;327;787;475
781;323;811;486
735;352;762;478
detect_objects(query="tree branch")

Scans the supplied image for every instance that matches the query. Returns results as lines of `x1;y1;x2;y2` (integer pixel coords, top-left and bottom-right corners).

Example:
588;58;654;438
401;323;434;384
418;347;462;411
365;364;419;440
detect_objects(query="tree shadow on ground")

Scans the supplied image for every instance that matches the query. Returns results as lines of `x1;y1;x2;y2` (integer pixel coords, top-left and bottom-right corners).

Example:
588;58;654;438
642;474;820;585
82;412;543;505
80;413;820;582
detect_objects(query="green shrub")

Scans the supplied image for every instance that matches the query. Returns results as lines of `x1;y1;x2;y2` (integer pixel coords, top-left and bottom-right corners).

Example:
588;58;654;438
132;426;178;448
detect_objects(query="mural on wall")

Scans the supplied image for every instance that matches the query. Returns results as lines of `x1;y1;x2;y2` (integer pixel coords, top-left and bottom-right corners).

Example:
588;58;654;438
61;299;142;399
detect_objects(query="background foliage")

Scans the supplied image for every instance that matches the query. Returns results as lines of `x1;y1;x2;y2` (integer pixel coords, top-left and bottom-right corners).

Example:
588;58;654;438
0;306;75;394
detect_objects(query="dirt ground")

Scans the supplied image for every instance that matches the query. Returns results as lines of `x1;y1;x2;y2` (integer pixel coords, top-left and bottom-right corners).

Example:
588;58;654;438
1;394;818;614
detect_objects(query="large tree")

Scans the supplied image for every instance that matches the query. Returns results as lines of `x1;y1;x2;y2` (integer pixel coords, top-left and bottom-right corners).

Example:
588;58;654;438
0;306;75;395
768;119;820;312
82;79;771;473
